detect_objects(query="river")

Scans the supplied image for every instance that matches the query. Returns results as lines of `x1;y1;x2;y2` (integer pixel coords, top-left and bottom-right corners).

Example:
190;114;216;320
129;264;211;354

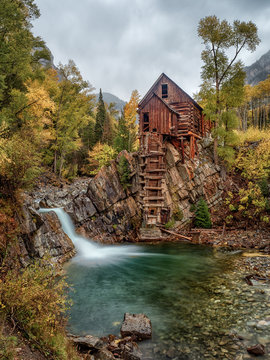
41;208;270;359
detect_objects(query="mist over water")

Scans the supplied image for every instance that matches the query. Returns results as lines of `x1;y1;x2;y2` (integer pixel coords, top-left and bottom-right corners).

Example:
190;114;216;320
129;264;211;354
39;208;143;265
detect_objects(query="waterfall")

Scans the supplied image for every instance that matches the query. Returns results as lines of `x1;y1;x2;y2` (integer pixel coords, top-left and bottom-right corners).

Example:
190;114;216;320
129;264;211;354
39;208;140;263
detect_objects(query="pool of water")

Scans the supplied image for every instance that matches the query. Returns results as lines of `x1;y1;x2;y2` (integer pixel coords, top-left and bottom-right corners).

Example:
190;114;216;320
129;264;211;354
65;242;270;360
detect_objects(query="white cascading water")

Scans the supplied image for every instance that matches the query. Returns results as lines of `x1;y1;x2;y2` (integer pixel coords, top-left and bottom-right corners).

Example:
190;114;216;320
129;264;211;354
39;208;141;264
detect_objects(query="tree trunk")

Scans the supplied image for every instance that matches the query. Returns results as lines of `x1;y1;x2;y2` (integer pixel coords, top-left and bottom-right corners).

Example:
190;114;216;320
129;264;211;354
54;150;57;174
214;83;220;165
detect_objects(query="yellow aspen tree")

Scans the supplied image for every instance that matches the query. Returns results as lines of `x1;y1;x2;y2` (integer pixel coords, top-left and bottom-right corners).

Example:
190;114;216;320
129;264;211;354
124;90;140;152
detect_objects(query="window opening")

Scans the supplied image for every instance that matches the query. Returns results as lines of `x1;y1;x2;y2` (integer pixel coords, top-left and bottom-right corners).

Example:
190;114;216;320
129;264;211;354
161;84;168;98
143;112;149;132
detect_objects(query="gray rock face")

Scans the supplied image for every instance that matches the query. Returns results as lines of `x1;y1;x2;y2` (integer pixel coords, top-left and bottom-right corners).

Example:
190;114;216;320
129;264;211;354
21;143;224;261
245;50;270;85
163;140;223;226
120;313;152;340
18;201;75;264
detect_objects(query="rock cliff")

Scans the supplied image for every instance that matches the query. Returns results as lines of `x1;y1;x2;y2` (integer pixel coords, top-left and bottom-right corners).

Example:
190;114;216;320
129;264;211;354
245;49;270;85
20;142;224;262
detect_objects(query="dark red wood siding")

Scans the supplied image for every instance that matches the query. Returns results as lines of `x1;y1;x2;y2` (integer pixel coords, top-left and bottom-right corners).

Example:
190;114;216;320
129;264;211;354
139;95;178;135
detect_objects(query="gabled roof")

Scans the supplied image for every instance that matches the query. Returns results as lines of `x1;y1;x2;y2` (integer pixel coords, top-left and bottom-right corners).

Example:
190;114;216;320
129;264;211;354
138;72;203;111
150;93;179;115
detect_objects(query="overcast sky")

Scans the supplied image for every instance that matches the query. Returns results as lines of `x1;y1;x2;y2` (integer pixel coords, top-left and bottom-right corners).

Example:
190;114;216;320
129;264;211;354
32;0;270;101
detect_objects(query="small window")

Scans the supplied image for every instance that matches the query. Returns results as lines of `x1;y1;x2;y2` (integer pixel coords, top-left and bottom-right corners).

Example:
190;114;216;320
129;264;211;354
161;84;168;98
143;112;149;132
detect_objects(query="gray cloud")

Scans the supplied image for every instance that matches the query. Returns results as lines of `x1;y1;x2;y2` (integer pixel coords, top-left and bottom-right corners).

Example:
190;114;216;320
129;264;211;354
33;0;270;101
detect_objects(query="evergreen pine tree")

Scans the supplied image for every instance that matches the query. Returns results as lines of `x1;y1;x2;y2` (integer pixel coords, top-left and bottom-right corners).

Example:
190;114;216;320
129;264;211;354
194;198;212;228
117;155;131;190
114;111;129;152
102;113;114;145
94;89;106;143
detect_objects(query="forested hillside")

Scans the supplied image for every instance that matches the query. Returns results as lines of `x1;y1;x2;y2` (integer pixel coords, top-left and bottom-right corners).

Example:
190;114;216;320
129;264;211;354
0;2;270;359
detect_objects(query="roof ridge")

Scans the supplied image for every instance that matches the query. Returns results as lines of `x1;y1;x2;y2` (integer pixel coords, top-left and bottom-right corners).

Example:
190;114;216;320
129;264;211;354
138;73;202;111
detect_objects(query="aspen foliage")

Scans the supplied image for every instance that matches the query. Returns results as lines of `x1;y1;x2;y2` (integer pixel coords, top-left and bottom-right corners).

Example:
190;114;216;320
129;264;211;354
124;90;140;152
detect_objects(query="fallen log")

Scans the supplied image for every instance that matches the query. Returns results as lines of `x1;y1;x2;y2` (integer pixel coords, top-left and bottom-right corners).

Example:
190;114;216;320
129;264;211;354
159;227;192;241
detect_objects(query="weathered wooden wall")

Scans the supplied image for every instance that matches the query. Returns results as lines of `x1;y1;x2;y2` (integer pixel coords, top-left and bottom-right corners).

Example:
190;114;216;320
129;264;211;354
139;95;178;135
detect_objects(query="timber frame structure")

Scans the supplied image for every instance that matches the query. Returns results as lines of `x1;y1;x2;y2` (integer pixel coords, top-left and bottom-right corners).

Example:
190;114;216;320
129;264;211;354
138;73;208;226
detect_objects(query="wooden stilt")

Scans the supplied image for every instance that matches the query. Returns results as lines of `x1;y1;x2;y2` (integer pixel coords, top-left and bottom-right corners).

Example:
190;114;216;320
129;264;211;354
181;137;185;164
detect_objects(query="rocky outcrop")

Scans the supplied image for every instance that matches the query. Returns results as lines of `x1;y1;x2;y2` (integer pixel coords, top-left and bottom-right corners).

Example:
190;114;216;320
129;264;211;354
21;142;224;260
163;141;223;226
18;200;75;265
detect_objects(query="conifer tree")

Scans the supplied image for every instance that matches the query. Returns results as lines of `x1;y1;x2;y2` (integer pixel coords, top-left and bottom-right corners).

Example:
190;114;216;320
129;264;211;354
102;113;114;145
94;89;106;143
114;111;129;152
117;155;131;190
194;198;212;228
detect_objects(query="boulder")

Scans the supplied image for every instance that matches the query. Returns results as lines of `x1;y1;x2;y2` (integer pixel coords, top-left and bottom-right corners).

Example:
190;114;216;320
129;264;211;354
95;348;116;360
120;313;152;340
69;334;103;350
121;342;143;360
247;344;265;356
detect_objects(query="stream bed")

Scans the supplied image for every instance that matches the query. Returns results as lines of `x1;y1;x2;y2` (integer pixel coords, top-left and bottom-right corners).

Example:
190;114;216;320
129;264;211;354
65;242;270;360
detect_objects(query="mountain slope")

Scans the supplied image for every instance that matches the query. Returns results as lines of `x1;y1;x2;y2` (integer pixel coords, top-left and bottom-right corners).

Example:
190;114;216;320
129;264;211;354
245;50;270;85
95;92;126;112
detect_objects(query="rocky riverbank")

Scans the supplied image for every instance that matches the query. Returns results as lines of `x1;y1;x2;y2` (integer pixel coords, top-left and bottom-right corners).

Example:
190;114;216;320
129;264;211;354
190;228;270;254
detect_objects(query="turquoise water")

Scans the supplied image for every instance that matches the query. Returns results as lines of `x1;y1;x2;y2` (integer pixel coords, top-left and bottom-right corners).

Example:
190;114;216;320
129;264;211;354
65;243;270;359
65;243;221;336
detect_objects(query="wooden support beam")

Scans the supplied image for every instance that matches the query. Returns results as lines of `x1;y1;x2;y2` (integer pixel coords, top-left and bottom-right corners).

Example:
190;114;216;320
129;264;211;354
187;131;202;139
144;175;163;179
143;196;164;201
159;227;192;241
180;137;185;164
146;169;166;173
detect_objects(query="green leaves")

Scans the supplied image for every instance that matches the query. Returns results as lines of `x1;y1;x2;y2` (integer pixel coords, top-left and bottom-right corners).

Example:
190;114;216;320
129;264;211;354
198;16;232;48
197;15;260;164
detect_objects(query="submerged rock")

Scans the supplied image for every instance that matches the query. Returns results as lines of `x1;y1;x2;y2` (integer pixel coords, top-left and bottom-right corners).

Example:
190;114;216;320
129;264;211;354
247;343;265;356
121;313;152;340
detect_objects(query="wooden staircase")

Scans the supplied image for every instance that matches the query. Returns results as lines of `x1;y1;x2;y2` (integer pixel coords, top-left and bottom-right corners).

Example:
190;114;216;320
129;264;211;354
139;133;166;225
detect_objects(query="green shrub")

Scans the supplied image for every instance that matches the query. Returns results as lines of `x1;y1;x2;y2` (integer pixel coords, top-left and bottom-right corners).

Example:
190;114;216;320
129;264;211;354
164;218;176;229
117;155;131;190
173;208;183;221
0;329;17;360
194;198;212;228
0;259;79;359
258;178;269;197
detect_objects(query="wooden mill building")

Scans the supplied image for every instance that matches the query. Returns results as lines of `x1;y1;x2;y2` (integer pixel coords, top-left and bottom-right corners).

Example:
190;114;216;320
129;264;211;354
138;73;207;226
